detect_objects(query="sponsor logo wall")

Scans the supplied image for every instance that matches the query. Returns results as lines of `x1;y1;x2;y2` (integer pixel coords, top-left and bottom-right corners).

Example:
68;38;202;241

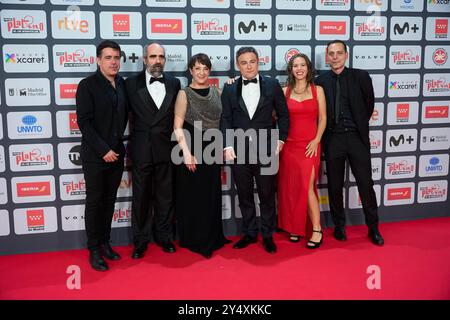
0;0;449;254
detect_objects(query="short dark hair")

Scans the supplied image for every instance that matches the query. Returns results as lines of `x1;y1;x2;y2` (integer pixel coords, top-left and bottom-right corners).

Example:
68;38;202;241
236;46;259;61
96;40;121;57
286;53;315;89
188;53;212;70
326;40;347;53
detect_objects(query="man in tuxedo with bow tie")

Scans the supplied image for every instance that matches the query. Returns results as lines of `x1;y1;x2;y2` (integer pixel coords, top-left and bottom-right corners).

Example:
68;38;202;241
125;43;181;258
220;47;289;254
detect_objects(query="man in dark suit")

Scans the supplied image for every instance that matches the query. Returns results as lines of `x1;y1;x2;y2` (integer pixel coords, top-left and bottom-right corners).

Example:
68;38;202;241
220;47;289;254
315;40;384;246
126;43;181;258
76;40;128;271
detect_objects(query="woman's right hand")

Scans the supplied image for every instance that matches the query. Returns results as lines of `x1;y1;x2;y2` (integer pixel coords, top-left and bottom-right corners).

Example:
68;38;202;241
183;152;198;172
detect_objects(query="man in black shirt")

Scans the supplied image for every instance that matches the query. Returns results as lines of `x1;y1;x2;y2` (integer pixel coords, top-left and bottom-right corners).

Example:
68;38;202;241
315;40;384;246
76;40;129;271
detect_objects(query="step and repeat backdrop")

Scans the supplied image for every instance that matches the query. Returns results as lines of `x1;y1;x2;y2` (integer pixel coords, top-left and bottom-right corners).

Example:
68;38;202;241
0;0;449;254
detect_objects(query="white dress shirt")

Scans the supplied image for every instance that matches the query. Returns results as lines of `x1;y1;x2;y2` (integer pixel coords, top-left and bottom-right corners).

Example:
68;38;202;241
241;75;260;120
145;70;166;109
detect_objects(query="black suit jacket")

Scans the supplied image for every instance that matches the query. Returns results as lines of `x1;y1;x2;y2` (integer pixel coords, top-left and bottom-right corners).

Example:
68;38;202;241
125;71;181;164
315;67;374;149
76;70;128;164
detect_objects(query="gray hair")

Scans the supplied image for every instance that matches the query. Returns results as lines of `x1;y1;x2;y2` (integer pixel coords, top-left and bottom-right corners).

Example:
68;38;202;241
143;43;166;57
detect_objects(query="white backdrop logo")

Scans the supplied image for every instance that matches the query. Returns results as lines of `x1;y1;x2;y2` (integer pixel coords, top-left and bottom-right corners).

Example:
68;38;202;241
419;154;449;178
53;45;96;72
5;78;51;106
11;175;56;204
391;0;424;12
0;146;5;173
192;45;231;72
388;74;420;97
370;102;384;127
418;180;448;203
234;14;271;40
390;16;423;41
426;17;449;41
348;185;381;209
386;129;418;153
147;12;187;40
316;0;350;10
112;202;132;228
384;182;415;206
422;101;450;124
0;179;7;205
276;0;312;10
9;144;54;172
353;15;387;41
58;143;82;169
60;174;86;201
420;127;450;151
99;12;142;39
54;78;82;105
384;156;416;180
275;46;312;71
0;210;10;236
1;10;47;39
354;0;388;11
13;207;57;235
164;45;188;72
120;45;143;72
423;73;450;97
315;15;350;40
56;111;81;138
235;0;271;9
275;15;312;40
234;45;271;71
7;111;52;140
386;102;419;125
101;0;141;5
389;45;421;69
369;130;383;154
370;74;385;98
425;46;449;69
51;10;96;39
352;45;386;70
3;44;49;73
61;205;85;231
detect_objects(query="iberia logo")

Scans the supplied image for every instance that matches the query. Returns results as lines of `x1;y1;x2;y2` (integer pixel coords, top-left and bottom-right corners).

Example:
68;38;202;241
387;187;411;200
319;21;346;35
151;19;182;34
17;181;51;197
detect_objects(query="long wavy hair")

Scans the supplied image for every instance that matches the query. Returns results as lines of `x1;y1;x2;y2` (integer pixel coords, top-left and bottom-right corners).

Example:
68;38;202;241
286;53;315;91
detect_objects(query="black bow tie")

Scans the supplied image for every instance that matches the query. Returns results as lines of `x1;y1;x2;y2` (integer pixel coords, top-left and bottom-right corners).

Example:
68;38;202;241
243;78;258;85
150;77;164;84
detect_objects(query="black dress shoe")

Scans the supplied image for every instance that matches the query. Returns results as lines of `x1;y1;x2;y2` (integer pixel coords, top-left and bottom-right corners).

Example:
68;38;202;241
232;235;257;249
368;229;385;246
89;250;109;271
334;227;347;241
223;238;233;244
131;244;147;259
160;241;176;253
102;243;121;260
263;237;277;254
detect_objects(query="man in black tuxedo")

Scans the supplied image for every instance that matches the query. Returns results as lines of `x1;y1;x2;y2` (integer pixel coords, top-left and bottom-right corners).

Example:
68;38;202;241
315;40;384;246
76;40;128;271
126;43;181;258
220;47;289;254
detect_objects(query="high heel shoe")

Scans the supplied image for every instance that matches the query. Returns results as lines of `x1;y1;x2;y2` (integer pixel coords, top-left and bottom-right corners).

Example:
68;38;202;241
307;229;323;249
289;234;301;243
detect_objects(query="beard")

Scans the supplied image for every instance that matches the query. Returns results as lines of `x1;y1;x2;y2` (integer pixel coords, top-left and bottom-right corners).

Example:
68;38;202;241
148;63;164;77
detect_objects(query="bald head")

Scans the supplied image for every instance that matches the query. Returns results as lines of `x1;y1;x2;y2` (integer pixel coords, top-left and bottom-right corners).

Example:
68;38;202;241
143;43;166;77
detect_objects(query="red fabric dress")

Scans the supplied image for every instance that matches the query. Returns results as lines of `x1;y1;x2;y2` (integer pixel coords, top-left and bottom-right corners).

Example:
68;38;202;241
278;84;320;237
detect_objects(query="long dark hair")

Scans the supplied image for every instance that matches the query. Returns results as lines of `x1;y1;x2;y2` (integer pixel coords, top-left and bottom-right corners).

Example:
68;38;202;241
286;53;315;90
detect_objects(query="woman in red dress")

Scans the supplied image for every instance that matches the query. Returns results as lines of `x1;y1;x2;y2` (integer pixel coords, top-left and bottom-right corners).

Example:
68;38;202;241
278;53;327;248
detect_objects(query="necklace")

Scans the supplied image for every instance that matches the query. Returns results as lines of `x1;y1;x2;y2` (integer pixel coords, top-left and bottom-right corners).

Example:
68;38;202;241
293;86;308;95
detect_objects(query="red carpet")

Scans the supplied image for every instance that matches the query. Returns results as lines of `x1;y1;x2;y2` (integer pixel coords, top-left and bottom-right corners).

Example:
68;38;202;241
1;217;450;300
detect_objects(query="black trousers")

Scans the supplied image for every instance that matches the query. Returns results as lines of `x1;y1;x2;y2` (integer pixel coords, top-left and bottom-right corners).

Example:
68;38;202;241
83;160;124;251
324;131;379;230
131;162;174;246
232;163;276;239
